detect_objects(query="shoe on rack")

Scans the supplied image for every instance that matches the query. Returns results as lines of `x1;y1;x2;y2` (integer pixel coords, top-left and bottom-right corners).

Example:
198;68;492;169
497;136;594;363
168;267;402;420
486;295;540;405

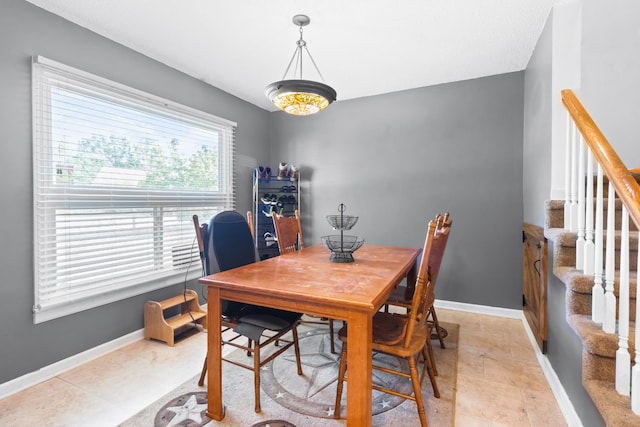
289;165;298;180
277;162;288;180
261;193;272;204
265;166;272;181
264;232;277;247
258;166;266;179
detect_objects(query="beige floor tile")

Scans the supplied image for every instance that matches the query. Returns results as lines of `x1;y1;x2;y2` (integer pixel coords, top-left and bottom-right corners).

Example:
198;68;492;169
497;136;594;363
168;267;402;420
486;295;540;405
0;377;122;427
0;309;568;427
522;388;568;427
456;376;531;426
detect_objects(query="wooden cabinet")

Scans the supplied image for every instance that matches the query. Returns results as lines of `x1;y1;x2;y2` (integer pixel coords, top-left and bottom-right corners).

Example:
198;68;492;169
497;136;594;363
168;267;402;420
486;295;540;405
523;223;548;353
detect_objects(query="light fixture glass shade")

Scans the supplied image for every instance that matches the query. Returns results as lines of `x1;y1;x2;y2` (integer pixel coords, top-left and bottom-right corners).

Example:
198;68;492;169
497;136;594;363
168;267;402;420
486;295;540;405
265;79;337;116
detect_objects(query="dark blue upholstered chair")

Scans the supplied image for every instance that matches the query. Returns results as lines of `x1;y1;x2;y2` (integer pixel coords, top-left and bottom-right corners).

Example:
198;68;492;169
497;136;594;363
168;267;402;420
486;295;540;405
194;210;302;413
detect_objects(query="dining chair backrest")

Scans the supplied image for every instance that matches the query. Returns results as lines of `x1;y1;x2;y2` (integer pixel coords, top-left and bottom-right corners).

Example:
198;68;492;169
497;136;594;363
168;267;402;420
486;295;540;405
194;210;258;317
272;210;304;254
402;218;438;349
205;210;258;274
428;212;452;287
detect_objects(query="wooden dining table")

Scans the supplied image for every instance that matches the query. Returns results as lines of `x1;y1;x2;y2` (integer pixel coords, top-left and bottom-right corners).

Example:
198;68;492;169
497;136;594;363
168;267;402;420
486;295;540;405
199;243;421;426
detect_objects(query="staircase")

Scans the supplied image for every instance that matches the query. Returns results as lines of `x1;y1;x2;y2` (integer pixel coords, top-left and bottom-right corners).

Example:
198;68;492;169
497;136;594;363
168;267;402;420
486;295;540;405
545;198;639;426
544;90;640;426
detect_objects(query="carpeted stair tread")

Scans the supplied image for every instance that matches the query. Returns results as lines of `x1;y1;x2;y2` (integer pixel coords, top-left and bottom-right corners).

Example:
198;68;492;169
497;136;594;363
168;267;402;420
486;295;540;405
567;314;636;361
546;205;640;424
545;227;577;248
583;379;640;427
545;227;639;271
545;198;640;232
555;266;638;297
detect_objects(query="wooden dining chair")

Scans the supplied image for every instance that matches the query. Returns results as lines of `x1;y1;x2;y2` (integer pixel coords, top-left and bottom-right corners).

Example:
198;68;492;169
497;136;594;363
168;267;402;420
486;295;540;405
385;212;452;349
271;210;304;253
271;210;337;354
334;218;441;427
193;210;302;413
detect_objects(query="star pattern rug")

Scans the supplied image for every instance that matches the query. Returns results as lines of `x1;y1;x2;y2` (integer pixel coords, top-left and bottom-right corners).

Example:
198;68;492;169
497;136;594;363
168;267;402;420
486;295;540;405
120;321;458;427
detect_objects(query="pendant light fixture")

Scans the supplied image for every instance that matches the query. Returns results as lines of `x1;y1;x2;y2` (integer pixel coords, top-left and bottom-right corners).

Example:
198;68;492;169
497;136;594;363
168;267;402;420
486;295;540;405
265;14;337;116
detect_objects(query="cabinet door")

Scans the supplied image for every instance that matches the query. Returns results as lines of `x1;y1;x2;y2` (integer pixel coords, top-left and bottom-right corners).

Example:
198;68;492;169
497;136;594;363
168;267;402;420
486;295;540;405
522;223;547;353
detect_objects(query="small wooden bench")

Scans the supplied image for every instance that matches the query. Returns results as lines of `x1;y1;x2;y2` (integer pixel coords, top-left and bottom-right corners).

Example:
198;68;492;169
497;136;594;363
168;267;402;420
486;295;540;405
144;289;206;346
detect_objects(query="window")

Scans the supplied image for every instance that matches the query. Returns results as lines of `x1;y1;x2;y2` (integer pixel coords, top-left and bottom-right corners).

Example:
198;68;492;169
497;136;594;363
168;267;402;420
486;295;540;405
32;56;236;323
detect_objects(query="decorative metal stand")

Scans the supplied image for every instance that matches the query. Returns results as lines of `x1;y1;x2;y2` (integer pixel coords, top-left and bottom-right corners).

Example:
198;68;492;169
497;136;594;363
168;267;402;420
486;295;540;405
321;204;364;263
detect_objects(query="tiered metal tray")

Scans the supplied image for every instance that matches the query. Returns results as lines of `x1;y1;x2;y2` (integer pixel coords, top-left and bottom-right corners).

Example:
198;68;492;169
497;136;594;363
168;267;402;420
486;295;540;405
321;204;364;263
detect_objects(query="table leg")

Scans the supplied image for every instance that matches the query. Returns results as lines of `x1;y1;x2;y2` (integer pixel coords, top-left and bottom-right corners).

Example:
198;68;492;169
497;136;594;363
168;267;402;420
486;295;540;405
346;311;373;426
206;287;224;420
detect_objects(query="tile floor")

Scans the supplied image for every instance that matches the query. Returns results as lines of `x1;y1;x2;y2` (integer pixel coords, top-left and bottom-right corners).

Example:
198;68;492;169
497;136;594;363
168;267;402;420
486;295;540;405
0;309;567;426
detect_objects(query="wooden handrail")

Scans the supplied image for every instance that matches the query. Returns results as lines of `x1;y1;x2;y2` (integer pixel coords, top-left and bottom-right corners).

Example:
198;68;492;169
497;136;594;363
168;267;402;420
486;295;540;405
562;89;640;230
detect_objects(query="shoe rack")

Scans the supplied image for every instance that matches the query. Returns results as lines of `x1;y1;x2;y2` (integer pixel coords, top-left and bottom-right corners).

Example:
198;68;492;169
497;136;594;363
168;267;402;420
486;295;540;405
252;163;300;260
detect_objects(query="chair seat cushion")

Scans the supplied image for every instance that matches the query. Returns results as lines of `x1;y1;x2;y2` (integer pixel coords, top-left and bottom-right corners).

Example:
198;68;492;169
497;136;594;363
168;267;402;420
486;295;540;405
236;308;301;342
239;313;292;330
238;305;302;329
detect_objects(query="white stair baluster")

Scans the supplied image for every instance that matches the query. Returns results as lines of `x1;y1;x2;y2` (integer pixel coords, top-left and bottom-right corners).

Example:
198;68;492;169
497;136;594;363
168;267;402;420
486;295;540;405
569;123;579;232
603;181;617;334
616;206;630;395
576;138;586;269
632;237;640;414
564;112;572;230
584;149;595;275
592;164;605;324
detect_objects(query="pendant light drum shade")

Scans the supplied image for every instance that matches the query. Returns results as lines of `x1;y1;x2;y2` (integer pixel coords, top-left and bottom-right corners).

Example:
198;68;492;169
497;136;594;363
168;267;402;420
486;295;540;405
265;15;337;116
265;79;337;116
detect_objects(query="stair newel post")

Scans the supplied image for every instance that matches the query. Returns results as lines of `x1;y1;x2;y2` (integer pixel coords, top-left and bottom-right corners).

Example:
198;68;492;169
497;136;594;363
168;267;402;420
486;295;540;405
592;164;605;324
633;237;640;414
576;137;586;269
615;206;631;396
569;122;579;232
583;149;595;275
603;181;617;334
564;112;572;230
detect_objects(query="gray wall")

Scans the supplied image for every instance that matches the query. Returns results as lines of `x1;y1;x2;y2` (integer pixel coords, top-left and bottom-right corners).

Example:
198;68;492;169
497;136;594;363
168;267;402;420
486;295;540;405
269;73;525;309
0;0;269;384
523;9;553;226
580;0;640;166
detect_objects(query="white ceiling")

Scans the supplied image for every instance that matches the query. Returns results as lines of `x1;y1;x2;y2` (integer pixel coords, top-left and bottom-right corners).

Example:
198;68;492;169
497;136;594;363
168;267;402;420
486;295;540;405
25;0;564;112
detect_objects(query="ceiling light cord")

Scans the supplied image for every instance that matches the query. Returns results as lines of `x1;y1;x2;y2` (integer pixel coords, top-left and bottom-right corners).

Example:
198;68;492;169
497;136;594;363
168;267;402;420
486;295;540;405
280;23;326;83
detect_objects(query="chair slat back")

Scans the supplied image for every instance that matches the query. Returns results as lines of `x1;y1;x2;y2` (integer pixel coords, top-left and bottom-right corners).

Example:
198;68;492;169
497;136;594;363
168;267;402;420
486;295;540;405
272;210;304;254
403;219;438;348
429;212;452;286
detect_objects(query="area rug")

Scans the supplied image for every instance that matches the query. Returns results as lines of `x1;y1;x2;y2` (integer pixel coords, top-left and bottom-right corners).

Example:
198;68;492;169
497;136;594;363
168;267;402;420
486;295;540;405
120;321;458;427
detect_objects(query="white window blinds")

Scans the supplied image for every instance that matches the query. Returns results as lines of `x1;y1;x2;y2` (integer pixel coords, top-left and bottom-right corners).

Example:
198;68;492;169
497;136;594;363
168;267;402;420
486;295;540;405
32;56;236;323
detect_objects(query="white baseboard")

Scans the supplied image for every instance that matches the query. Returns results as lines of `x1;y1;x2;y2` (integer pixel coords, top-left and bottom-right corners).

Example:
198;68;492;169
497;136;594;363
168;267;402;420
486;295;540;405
434;299;583;427
520;312;584;427
434;299;523;318
0;329;144;400
0;300;208;401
